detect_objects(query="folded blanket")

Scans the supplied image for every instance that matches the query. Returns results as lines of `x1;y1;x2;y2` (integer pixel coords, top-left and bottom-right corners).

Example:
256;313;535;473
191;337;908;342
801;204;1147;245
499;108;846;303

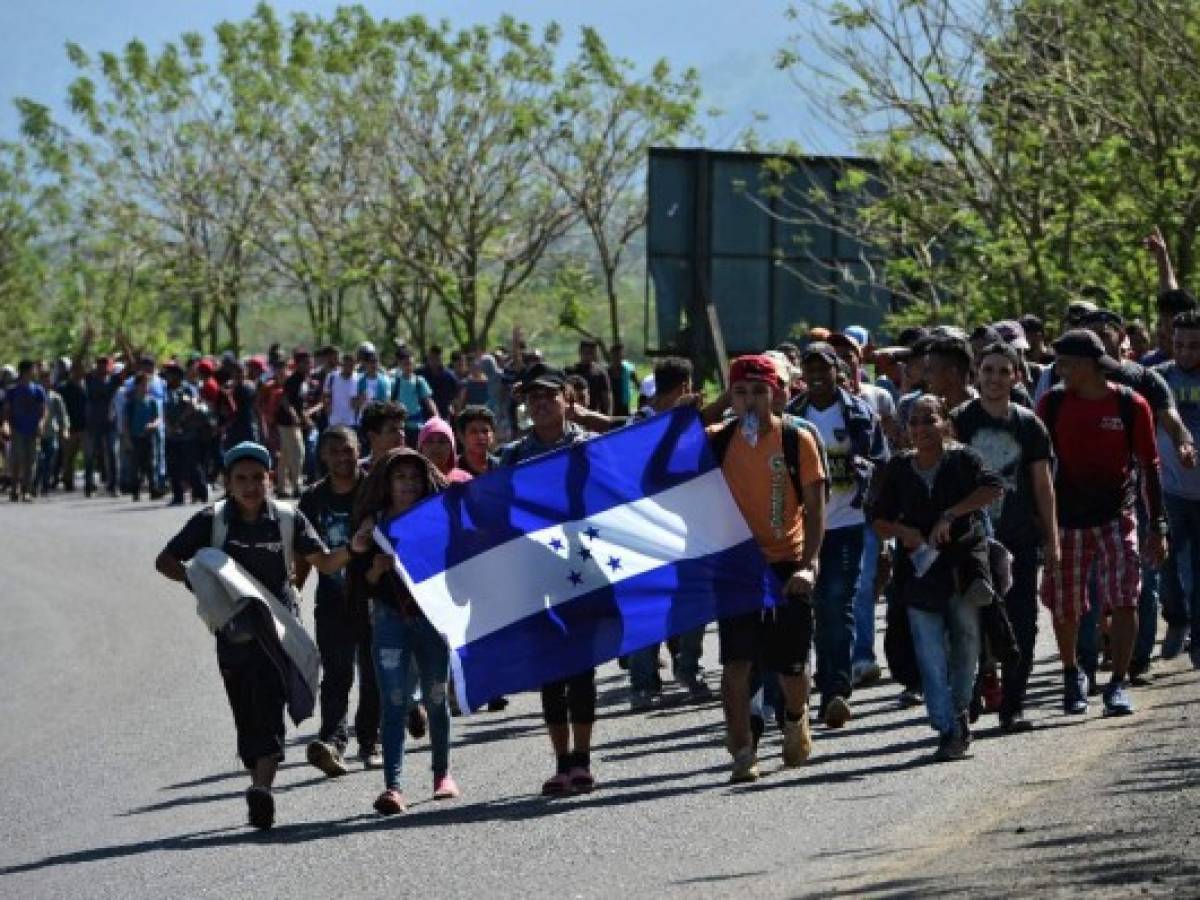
186;547;319;725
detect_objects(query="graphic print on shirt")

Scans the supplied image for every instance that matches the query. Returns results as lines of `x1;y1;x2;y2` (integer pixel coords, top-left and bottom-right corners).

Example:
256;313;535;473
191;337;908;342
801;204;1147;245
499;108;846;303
968;426;1023;523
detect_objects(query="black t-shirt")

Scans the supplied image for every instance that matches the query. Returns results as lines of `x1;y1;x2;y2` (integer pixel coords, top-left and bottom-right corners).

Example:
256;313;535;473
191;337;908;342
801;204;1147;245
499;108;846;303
163;502;326;603
226;382;260;443
1116;360;1173;413
84;373;120;430
278;370;309;429
567;361;613;415
951;399;1052;546
298;476;360;596
418;365;460;417
58;379;87;430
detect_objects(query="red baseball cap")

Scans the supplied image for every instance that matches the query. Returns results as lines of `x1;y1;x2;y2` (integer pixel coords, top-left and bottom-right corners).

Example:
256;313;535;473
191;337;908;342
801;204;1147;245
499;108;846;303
728;354;783;390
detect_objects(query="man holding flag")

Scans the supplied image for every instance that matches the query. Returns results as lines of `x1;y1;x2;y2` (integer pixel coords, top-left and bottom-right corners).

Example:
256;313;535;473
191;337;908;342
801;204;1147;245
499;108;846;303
709;355;827;783
378;360;809;796
495;364;600;795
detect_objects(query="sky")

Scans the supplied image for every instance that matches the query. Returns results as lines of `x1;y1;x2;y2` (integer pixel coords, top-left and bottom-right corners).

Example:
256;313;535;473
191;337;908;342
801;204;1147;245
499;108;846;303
0;0;853;153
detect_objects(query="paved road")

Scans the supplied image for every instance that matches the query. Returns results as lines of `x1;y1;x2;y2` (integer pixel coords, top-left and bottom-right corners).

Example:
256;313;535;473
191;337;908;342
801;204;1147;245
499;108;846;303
2;494;1198;898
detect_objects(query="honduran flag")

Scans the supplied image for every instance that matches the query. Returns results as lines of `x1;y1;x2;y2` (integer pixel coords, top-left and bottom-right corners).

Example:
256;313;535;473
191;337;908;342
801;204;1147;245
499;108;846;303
378;406;783;711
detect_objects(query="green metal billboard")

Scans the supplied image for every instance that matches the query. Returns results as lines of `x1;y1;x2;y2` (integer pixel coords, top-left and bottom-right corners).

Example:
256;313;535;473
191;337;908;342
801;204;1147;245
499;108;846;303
646;148;894;361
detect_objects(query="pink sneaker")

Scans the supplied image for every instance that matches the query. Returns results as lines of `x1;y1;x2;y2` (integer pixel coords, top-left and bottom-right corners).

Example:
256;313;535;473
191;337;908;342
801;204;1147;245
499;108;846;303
433;773;461;800
373;788;406;815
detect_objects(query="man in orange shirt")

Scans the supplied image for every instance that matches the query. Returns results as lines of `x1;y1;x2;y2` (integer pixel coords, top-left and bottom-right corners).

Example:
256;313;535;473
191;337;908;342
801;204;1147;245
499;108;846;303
710;354;827;783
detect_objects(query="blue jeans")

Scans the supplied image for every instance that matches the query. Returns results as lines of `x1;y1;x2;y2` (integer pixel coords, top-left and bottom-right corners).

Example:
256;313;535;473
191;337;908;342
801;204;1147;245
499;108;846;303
372;603;451;790
629;627;704;692
813;524;863;703
1164;493;1200;650
853;527;882;665
908;600;980;736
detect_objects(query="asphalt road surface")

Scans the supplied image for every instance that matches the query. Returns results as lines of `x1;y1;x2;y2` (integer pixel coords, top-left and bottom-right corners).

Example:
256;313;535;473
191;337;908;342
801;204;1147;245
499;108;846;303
2;493;1198;898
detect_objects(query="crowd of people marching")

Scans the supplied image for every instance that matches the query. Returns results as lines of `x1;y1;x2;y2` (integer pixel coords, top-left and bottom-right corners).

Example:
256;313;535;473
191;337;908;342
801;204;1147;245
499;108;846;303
4;234;1200;831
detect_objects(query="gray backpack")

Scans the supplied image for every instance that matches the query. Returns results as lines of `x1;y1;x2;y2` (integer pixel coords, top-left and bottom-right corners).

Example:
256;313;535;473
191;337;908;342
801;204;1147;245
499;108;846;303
210;498;297;582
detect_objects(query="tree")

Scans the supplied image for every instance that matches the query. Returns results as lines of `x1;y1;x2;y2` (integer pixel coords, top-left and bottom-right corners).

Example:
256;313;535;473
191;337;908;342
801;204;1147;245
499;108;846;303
0;142;54;359
23;29;274;354
777;0;1200;328
367;15;580;351
541;28;700;351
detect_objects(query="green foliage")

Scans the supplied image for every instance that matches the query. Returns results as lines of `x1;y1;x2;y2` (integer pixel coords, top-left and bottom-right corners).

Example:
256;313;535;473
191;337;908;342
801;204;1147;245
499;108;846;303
8;4;699;360
782;0;1200;332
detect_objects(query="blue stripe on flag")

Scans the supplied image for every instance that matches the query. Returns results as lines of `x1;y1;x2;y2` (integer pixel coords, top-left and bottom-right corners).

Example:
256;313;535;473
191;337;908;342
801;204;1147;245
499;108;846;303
387;407;715;585
451;539;781;711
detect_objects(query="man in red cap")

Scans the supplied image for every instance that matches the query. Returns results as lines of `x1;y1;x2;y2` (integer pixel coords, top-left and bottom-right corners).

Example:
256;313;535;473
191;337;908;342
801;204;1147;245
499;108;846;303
708;354;827;783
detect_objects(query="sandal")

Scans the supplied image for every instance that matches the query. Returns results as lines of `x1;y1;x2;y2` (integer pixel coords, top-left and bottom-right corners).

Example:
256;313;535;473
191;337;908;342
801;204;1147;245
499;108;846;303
568;766;596;793
541;772;572;795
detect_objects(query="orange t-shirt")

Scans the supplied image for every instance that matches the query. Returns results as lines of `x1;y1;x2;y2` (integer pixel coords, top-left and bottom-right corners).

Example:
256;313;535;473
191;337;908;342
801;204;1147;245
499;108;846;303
710;422;825;563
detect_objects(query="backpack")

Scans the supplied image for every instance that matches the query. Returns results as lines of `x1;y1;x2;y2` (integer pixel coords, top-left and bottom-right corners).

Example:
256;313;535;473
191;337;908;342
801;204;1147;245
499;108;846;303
1041;384;1137;458
211;498;296;579
709;415;832;502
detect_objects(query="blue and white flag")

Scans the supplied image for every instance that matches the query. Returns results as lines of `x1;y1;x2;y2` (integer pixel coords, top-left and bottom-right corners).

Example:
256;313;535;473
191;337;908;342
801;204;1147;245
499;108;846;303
379;407;783;711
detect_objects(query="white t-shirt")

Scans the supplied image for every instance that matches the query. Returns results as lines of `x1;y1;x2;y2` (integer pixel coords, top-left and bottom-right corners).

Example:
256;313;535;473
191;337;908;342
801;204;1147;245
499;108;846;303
804;402;863;530
325;372;359;427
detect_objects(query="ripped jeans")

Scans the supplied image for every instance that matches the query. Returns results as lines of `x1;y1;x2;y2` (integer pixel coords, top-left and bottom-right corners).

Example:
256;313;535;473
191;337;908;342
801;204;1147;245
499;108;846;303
371;601;451;790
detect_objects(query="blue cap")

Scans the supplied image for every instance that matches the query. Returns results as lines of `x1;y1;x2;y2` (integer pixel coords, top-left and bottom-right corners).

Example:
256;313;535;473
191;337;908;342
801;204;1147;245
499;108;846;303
844;325;869;347
222;441;272;472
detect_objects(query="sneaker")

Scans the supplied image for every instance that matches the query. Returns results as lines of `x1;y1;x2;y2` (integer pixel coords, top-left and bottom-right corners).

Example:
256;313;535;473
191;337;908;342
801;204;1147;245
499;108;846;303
306;740;349;777
1102;680;1134;717
1162;624;1188;660
729;748;760;784
933;715;971;761
980;671;1003;713
433;773;461;800
998;711;1034;734
852;660;882;687
568;766;596;793
373;788;406;815
897;688;924;708
245;786;275;830
782;709;814;766
684;677;713;702
542;772;572;795
822;695;852;729
629;689;655;712
1063;670;1088;715
407;705;427;739
358;746;383;769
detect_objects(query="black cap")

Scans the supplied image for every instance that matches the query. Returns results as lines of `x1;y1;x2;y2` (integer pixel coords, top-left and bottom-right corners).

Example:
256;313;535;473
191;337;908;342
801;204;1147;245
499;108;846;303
521;363;567;391
896;326;930;348
1066;299;1098;325
1019;313;1044;334
800;342;839;367
1052;328;1120;371
970;324;1003;345
1081;308;1124;329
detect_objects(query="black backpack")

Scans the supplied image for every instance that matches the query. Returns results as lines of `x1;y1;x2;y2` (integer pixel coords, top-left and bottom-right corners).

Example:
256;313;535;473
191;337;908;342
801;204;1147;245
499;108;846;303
709;415;831;501
1041;384;1137;458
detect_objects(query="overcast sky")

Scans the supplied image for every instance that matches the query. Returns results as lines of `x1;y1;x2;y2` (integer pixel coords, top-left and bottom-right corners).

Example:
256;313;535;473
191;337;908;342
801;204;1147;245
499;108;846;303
0;0;853;153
